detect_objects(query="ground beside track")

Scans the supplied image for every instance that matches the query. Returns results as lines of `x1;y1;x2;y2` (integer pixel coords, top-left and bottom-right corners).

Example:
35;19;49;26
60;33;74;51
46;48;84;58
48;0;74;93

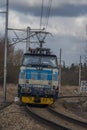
0;84;87;130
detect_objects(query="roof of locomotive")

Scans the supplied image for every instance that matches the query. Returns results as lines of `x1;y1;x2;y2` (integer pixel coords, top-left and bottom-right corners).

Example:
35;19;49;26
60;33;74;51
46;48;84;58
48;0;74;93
23;47;57;57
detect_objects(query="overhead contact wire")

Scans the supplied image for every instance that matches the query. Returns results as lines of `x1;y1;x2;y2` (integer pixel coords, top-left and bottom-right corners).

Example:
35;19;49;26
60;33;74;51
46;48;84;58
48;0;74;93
40;0;44;29
45;0;52;30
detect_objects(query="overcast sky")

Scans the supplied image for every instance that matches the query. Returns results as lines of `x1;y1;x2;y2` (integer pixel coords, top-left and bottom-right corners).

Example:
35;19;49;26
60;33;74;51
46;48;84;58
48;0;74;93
1;0;87;66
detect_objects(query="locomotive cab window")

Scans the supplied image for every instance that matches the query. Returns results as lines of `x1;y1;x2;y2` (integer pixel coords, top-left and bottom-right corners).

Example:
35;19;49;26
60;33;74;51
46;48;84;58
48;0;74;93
22;54;57;68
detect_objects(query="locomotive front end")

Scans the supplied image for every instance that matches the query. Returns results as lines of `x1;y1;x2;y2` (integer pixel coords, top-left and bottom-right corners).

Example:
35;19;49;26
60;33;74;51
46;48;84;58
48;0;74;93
18;52;59;105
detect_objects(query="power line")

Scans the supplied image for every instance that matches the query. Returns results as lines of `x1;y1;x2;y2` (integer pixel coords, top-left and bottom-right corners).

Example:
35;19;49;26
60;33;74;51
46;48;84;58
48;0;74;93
40;0;44;29
45;0;52;30
40;0;52;30
39;0;53;42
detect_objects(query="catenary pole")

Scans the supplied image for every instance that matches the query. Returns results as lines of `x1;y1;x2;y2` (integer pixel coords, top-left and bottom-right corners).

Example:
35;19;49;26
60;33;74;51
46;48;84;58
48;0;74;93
59;48;62;93
3;0;9;102
79;55;81;93
26;27;30;52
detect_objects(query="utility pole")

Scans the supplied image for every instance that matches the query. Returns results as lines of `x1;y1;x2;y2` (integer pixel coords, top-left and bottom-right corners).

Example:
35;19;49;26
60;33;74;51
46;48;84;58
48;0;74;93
26;27;30;52
3;0;9;102
79;55;81;93
59;48;62;93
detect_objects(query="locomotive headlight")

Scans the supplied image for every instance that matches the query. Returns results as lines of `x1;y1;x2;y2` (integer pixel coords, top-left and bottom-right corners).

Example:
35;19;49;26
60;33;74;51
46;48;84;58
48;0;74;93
44;89;55;95
21;86;31;93
44;90;50;94
21;86;26;93
27;88;32;93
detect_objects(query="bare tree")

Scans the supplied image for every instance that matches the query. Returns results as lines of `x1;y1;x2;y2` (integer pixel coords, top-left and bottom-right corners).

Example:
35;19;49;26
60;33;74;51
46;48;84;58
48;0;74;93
12;49;23;66
0;37;24;84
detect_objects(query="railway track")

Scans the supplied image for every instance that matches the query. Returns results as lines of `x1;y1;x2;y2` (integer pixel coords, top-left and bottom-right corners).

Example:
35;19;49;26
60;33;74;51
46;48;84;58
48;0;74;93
26;105;87;130
59;96;87;99
48;106;87;130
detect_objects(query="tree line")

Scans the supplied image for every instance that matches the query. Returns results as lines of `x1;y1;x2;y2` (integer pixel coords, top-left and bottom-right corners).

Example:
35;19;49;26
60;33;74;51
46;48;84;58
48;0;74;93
61;63;87;86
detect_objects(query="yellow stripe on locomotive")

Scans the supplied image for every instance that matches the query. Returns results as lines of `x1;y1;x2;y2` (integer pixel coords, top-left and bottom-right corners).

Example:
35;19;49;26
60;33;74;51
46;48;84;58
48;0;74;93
22;96;54;104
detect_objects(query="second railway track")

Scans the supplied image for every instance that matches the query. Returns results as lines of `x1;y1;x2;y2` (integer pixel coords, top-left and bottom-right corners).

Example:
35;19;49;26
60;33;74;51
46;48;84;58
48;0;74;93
26;105;87;130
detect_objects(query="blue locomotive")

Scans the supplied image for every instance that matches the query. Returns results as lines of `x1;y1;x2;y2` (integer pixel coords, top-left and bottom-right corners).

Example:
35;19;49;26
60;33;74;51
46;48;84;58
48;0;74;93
18;48;59;105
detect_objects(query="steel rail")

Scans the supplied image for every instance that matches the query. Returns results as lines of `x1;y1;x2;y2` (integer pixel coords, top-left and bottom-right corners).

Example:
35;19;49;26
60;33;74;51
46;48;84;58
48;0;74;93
48;106;87;129
26;106;70;130
59;96;87;99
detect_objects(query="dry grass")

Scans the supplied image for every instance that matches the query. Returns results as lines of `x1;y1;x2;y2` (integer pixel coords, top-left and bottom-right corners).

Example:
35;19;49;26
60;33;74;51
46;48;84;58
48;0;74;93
0;84;17;102
56;85;87;120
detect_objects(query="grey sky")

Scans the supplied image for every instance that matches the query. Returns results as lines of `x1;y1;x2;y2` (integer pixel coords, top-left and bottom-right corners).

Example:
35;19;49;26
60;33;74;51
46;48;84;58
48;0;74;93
9;2;87;17
0;0;87;65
